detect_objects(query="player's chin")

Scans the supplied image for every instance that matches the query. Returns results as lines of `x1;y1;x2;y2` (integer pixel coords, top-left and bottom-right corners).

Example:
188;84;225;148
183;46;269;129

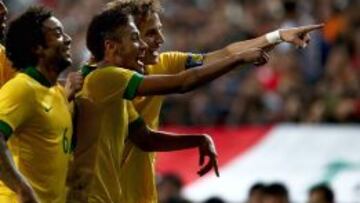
0;30;4;42
57;57;72;72
144;53;159;65
130;60;145;74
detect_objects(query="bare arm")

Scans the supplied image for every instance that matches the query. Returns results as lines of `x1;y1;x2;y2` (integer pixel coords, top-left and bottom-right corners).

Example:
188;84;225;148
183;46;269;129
0;133;39;202
204;24;324;64
128;119;219;176
136;48;268;96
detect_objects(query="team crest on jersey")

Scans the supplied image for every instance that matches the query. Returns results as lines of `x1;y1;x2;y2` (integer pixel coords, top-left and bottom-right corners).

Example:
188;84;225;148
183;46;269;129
185;53;204;69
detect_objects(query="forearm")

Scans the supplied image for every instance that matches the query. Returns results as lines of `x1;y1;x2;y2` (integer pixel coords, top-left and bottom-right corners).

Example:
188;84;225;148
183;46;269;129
137;54;241;96
205;35;270;64
137;130;205;152
0;136;28;193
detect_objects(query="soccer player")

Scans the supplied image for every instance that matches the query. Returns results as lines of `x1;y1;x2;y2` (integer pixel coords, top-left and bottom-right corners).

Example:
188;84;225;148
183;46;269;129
0;7;74;203
0;1;83;100
67;3;270;202
0;1;16;87
118;1;324;202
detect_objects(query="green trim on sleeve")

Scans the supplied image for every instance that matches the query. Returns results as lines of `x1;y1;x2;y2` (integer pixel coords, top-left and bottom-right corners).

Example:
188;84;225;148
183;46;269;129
128;117;145;131
0;120;13;140
123;73;144;100
185;53;204;69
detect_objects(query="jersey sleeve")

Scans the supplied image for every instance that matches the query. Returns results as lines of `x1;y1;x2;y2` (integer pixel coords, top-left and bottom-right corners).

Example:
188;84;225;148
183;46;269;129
160;52;205;74
0;79;34;139
86;67;144;103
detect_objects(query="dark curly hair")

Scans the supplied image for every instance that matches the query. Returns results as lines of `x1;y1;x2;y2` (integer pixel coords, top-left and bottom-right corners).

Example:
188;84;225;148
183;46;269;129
5;6;52;70
86;2;133;62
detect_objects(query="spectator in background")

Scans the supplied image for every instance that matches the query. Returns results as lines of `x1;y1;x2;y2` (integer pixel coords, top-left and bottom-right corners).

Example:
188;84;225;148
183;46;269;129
247;182;265;203
308;184;335;203
263;183;290;203
157;173;191;203
203;196;225;203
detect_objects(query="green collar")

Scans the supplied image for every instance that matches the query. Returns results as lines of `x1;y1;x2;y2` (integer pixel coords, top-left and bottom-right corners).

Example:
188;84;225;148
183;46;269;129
81;64;97;77
23;67;52;87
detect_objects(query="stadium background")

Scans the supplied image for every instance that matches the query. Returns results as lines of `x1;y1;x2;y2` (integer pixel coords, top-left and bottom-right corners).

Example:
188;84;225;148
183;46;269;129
4;0;360;202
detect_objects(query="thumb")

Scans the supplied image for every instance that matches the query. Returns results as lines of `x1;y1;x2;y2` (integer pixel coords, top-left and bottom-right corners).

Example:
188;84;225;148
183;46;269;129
292;37;306;48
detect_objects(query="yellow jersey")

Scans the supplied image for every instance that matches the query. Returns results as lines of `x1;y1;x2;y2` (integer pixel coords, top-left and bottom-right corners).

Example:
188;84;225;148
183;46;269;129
121;52;204;203
67;66;143;203
0;67;73;203
0;45;16;87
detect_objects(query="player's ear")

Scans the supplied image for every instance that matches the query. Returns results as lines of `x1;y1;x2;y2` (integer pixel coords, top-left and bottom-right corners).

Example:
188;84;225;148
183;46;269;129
33;45;45;58
104;39;117;52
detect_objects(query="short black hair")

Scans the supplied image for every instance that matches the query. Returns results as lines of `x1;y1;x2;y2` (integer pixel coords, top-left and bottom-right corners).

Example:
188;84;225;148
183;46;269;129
264;183;289;198
310;184;335;203
158;173;183;190
86;2;132;62
5;6;51;70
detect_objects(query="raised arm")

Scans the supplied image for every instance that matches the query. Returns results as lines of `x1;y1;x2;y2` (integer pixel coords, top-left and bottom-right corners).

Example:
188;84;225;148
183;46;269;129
0;133;39;203
204;24;324;64
136;48;269;96
128;119;219;177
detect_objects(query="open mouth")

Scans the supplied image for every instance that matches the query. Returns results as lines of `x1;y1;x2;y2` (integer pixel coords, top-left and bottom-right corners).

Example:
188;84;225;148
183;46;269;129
0;23;5;31
149;46;160;56
63;46;71;57
137;50;145;67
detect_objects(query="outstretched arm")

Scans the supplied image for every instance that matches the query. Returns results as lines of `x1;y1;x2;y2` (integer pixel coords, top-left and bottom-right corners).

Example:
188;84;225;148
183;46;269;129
136;48;269;96
0;133;39;203
128;119;219;177
204;24;324;64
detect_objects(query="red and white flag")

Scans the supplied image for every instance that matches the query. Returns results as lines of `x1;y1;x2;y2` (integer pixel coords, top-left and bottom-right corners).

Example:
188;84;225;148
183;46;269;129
157;125;360;202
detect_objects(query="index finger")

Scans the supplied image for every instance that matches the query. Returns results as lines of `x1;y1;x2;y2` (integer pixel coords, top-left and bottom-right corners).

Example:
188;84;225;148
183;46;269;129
213;157;220;177
197;158;213;176
299;23;324;33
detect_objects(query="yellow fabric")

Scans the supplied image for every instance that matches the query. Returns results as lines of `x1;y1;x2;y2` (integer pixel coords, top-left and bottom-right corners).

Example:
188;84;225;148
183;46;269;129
0;73;73;203
0;45;16;87
121;52;203;203
67;66;142;203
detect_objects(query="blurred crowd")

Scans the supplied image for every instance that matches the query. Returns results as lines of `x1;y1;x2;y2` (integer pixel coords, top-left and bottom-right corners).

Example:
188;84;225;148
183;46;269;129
4;0;360;125
157;173;335;203
160;0;360;125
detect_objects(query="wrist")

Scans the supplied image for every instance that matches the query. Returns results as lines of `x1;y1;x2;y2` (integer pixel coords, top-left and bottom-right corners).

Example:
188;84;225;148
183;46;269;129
265;30;283;44
200;134;211;146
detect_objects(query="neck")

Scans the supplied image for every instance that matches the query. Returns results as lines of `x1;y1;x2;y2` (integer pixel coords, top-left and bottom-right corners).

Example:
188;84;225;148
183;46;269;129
96;59;123;69
37;62;59;85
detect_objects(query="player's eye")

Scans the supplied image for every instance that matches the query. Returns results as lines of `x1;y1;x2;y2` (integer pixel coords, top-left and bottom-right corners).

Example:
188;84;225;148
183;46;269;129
55;28;63;36
131;33;140;41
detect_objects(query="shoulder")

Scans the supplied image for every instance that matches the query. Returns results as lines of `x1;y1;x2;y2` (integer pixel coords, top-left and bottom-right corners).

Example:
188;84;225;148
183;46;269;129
88;66;137;81
0;73;35;100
